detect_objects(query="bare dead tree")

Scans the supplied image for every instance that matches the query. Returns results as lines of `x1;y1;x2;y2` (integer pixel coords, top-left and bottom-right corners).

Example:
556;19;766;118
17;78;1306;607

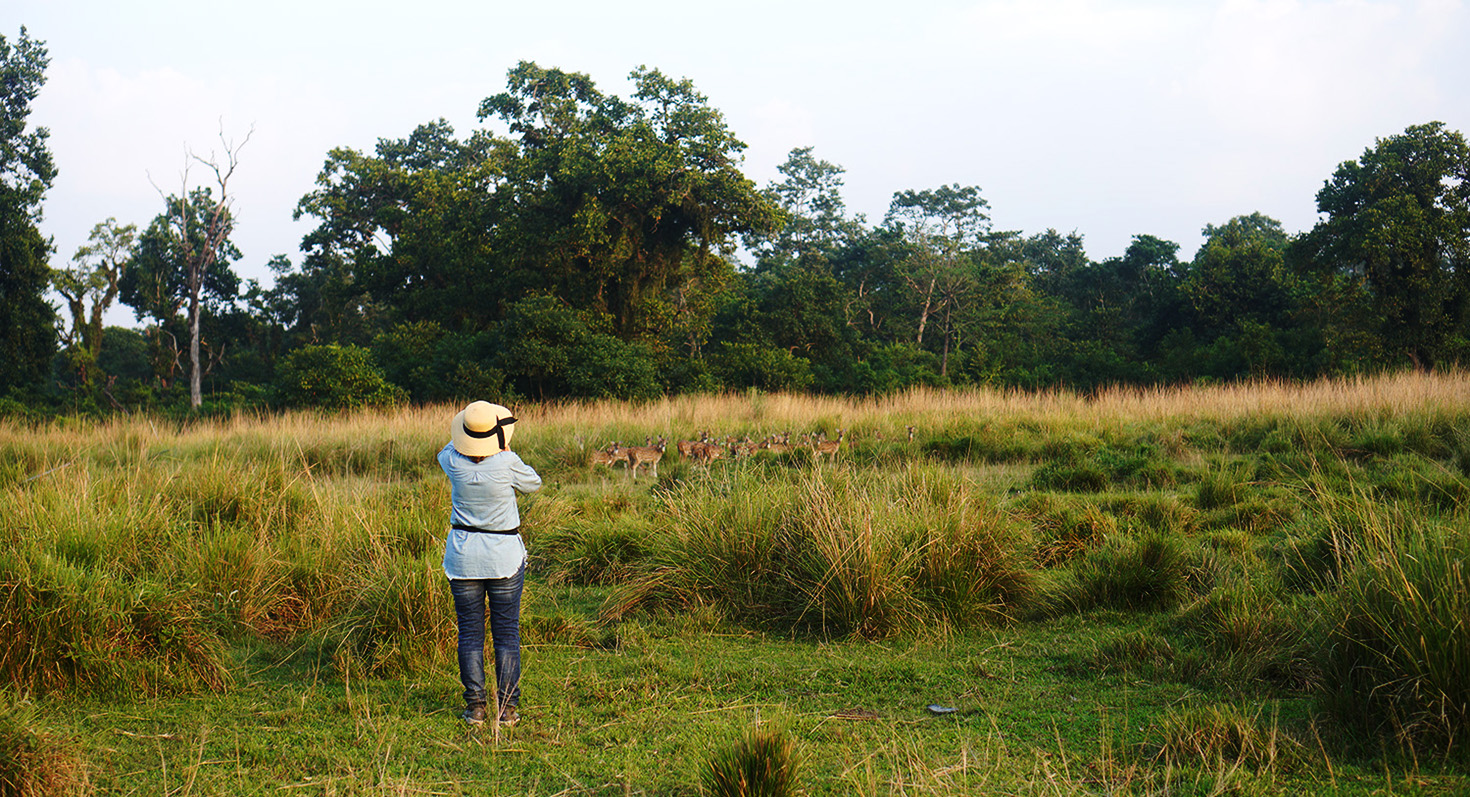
154;123;252;409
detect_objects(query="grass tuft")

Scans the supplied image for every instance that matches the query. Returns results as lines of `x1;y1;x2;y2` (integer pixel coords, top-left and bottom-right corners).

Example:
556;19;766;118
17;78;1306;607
612;466;1035;638
332;554;454;677
1151;703;1305;772
1316;506;1470;755
1070;533;1196;612
704;724;801;797
0;695;88;797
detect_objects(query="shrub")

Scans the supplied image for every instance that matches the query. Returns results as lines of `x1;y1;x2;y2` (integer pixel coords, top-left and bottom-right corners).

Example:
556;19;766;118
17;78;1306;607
274;344;405;410
704;725;800;797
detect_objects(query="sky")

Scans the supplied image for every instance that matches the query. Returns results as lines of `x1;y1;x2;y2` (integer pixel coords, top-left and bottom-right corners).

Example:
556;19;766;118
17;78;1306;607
9;0;1470;325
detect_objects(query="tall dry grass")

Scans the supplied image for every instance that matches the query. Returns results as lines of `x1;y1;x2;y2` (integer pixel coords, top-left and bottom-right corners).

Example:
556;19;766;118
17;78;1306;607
5;370;1470;474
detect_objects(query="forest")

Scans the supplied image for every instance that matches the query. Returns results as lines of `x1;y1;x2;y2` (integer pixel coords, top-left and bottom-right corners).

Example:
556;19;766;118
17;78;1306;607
4;29;1470;416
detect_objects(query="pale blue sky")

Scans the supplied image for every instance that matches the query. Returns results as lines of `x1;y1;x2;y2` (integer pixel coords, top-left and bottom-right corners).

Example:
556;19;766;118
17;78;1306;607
9;0;1470;320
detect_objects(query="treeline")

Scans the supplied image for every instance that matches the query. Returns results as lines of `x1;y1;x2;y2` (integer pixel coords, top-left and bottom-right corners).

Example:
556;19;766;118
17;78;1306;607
5;36;1470;414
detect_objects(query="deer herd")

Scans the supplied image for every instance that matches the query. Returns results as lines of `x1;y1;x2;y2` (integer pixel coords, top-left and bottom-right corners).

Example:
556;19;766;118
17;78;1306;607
588;426;917;480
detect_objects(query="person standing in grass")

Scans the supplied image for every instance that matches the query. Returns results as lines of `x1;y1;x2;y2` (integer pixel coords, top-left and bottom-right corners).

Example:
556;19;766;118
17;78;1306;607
438;401;541;727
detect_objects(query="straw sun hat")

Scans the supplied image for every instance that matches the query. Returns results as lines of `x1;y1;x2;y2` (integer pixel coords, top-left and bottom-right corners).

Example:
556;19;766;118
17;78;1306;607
451;401;517;457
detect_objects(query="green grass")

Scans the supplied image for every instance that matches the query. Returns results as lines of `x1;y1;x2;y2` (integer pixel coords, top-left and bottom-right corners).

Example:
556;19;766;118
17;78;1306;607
3;378;1470;793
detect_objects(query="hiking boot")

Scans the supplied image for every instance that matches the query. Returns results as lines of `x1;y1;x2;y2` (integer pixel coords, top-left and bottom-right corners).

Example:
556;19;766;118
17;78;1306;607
460;704;488;725
498;706;520;727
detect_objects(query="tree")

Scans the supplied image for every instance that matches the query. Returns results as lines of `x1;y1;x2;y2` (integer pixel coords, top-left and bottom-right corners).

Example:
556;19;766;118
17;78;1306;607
478;62;779;341
0;27;57;395
1184;213;1307;376
171;129;251;408
120;186;242;396
748;147;862;264
294;120;502;337
274;343;402;410
883;184;990;375
52;218;136;385
1294;122;1470;369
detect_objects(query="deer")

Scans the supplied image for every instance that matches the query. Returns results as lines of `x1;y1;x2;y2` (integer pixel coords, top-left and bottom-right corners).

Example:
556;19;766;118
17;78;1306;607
626;436;667;481
590;441;628;470
732;435;759;458
812;429;844;463
675;430;706;459
692;439;726;465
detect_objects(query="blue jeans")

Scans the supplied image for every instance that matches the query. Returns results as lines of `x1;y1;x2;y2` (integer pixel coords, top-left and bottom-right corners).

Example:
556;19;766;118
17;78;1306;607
449;565;524;710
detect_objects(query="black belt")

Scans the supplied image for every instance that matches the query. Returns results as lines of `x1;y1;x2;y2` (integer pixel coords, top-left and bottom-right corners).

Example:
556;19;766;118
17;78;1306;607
452;523;521;535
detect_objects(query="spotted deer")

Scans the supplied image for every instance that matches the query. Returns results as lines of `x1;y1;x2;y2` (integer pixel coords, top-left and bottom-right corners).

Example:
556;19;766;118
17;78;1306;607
676;430;710;459
627;436;667;480
692;440;726;465
732;436;759;458
590;442;628;470
812;429;845;463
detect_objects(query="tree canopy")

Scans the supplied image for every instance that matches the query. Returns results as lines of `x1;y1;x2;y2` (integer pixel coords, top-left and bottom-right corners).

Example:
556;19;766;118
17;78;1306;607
7;50;1470;413
0;27;56;395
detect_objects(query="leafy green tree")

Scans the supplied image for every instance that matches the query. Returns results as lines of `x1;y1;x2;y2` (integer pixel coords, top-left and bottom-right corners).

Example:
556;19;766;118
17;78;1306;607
495;295;663;400
0;27;57;396
882;185;992;376
479;62;779;341
51;218;136;386
710;342;814;392
1051;235;1183;385
748;147;862;264
1184;213;1315;376
1294;122;1470;369
294;120;502;337
293;65;778;373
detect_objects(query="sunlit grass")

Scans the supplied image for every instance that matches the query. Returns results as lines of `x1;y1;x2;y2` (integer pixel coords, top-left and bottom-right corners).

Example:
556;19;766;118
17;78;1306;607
2;371;1469;792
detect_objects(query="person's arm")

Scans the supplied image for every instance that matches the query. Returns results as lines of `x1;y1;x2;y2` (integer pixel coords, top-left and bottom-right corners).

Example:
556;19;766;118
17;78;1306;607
508;453;542;493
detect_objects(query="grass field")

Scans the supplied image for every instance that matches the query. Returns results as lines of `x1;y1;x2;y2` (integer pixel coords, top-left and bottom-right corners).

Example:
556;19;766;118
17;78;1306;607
2;372;1469;795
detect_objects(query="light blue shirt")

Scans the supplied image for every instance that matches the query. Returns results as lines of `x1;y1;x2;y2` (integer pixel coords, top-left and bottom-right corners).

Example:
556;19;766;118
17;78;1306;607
438;443;542;579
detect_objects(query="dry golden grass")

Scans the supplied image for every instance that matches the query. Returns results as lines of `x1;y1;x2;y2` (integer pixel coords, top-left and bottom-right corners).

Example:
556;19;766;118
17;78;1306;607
4;370;1468;466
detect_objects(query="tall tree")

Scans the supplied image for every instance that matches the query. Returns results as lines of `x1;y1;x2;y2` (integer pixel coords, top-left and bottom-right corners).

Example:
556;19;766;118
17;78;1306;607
479;62;778;341
294;120;502;337
120;187;241;396
161;129;250;408
1185;214;1305;376
748;147;861;264
0;27;57;395
1294;122;1470;369
883;184;990;375
52;218;136;385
